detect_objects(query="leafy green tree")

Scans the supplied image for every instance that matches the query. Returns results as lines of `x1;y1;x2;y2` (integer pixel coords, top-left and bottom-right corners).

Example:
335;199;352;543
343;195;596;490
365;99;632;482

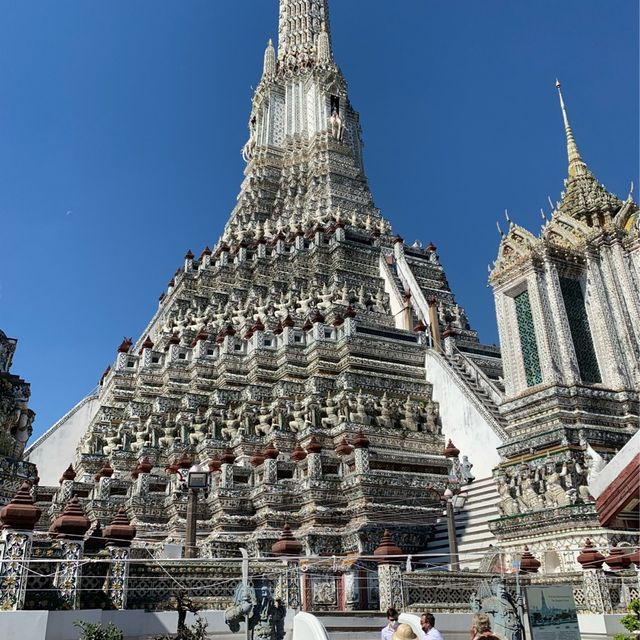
614;598;640;640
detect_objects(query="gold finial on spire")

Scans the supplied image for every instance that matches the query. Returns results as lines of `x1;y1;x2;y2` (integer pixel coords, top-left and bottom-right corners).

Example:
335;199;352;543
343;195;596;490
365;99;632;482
555;79;587;178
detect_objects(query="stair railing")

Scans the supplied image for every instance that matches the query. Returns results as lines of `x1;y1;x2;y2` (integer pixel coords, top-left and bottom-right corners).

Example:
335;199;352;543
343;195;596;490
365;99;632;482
451;346;504;408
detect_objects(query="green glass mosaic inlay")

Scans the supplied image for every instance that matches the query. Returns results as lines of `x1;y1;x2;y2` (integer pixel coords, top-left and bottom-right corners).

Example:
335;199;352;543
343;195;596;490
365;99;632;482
514;290;542;386
559;277;601;384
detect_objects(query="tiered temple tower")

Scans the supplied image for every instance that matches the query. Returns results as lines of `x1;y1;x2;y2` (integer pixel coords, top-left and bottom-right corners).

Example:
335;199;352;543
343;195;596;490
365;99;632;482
0;330;38;503
488;82;639;572
25;0;503;558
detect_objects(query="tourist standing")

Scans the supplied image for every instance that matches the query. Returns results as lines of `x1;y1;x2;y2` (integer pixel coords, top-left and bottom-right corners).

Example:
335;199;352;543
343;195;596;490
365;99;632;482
382;607;400;640
420;612;444;640
469;613;501;640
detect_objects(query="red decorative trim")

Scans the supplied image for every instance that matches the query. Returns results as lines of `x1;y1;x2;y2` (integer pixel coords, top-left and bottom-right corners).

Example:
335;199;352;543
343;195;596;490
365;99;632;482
595;454;640;527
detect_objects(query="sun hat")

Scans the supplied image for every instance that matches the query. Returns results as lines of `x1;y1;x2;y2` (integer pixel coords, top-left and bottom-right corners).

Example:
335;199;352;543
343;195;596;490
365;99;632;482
392;623;418;640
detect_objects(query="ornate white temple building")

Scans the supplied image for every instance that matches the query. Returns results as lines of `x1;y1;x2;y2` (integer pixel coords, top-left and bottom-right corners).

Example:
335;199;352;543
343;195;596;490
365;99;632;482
3;0;636;570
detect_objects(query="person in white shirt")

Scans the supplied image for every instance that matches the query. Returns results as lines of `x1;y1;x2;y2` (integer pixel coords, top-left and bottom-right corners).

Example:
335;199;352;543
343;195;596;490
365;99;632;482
381;607;400;640
420;612;445;640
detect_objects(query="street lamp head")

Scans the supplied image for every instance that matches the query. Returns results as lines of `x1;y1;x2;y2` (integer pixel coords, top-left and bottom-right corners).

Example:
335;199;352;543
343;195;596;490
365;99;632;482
452;491;467;509
187;471;209;490
443;488;453;499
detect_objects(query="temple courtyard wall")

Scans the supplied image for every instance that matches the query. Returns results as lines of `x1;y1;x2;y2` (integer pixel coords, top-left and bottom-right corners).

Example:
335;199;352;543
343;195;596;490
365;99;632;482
0;609;628;640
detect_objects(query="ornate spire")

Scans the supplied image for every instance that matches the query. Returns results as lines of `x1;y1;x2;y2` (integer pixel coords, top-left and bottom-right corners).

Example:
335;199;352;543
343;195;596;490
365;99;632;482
317;21;331;63
222;0;382;242
555;80;587;178
552;80;624;223
263;39;276;80
278;0;331;64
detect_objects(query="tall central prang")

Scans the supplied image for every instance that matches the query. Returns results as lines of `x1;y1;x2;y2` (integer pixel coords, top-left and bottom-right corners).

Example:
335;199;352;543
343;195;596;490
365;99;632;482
225;0;384;243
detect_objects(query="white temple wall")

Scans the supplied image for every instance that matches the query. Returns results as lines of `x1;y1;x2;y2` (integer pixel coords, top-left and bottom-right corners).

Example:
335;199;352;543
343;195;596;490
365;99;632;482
25;394;100;486
425;350;501;478
0;609;626;640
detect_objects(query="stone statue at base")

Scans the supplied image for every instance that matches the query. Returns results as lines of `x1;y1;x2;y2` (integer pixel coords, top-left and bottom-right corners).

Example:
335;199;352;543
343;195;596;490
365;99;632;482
225;580;286;640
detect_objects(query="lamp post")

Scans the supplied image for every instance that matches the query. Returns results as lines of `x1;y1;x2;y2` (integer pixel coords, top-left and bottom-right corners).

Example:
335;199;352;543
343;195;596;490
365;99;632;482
181;464;209;559
443;487;467;572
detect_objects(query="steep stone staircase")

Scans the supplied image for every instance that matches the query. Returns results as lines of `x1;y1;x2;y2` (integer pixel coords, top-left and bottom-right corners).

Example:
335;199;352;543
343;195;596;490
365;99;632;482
439;349;508;441
423;475;500;571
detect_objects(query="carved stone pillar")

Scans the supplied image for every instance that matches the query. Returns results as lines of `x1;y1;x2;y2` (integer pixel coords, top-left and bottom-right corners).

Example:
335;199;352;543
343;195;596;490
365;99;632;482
312;320;325;341
50;496;91;609
97;476;111;500
58;463;77;503
0;482;42;610
103;506;136;609
55;539;84;609
377;563;403;612
427;296;442;351
344;316;356;337
272;524;302;610
582;569;613;613
443;326;456;356
542;259;580;384
264;458;278;484
306;437;323;480
263;443;279;485
0;530;34;610
221;464;234;487
342;569;361;611
374;530;404;611
353;430;370;474
220;449;235;488
577;539;613;614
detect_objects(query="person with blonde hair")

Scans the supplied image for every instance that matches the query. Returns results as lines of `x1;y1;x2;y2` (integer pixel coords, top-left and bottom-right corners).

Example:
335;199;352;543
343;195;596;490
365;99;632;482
470;613;501;640
392;623;419;640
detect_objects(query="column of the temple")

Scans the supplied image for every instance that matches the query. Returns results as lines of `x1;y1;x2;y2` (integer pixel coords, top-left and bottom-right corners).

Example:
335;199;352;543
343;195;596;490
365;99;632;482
95;461;114;500
133;457;153;497
306;437;323;481
49;497;91;609
263;443;279;484
584;252;628;387
58;464;77;504
542;258;580;384
0;482;42;610
343;306;357;337
427;296;441;351
374;530;404;612
103;506;137;610
526;269;557;383
220;449;236;488
272;524;303;610
353;430;370;474
443;325;457;355
577;539;613;614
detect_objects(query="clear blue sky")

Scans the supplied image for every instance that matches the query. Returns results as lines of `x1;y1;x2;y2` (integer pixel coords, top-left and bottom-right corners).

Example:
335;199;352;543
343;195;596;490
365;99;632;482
1;1;637;440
